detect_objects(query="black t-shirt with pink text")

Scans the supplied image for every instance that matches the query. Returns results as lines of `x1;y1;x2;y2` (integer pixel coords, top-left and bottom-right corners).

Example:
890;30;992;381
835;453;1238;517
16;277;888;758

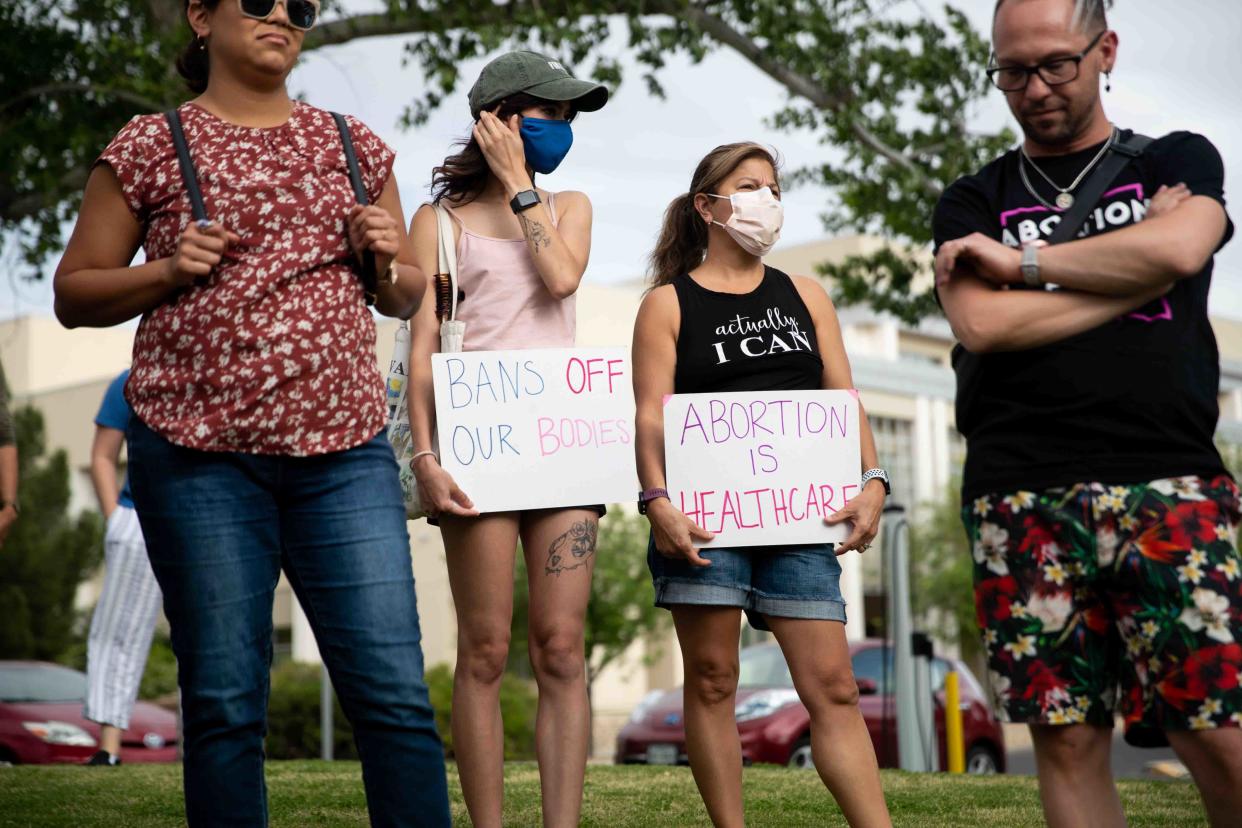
672;267;824;395
934;129;1234;499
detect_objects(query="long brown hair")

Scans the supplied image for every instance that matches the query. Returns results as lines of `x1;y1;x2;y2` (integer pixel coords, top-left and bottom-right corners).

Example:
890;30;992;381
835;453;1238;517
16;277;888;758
647;142;781;289
431;93;576;206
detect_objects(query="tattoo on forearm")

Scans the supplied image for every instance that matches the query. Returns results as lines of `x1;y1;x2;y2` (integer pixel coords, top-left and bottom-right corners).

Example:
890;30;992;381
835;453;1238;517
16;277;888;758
519;214;552;252
545;520;598;575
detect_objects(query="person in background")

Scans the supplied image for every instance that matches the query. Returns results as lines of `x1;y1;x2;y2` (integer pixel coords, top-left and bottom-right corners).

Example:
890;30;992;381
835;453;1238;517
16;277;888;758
0;360;16;547
81;369;162;767
632;141;892;828
52;0;448;824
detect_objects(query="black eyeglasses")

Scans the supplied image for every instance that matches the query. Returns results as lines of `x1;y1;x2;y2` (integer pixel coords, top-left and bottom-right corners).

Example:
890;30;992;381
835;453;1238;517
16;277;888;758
238;0;319;32
987;29;1106;92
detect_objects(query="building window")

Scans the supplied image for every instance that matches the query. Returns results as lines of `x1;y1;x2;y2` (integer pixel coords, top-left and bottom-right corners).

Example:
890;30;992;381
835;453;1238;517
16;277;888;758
871;416;915;510
898;349;941;367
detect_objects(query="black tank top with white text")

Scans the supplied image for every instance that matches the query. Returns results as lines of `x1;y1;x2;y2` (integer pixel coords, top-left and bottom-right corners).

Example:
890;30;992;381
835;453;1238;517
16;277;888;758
673;266;823;394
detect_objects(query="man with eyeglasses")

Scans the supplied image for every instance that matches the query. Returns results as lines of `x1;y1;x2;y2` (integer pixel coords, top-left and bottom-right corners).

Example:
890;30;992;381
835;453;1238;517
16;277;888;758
933;1;1240;826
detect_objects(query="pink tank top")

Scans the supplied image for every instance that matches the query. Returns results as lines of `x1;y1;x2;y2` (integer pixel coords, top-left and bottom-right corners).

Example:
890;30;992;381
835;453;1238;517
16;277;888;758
445;192;576;352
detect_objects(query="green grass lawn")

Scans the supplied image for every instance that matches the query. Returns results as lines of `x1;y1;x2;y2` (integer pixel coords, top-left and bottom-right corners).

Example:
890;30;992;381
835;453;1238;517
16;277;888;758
0;761;1204;827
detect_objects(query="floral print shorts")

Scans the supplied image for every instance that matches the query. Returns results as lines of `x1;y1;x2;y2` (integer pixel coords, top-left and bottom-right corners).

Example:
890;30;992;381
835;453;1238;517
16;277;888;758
963;474;1242;747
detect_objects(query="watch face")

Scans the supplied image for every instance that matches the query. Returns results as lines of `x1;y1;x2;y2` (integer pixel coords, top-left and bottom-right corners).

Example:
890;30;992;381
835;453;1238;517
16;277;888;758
513;190;541;211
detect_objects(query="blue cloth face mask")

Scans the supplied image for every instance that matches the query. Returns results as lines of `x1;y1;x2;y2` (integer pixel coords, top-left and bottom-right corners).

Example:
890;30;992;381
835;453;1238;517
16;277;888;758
518;117;574;174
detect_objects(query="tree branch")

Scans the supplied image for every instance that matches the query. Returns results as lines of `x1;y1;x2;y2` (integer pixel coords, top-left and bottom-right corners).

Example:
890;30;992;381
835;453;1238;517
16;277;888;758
306;2;639;51
678;2;943;197
0;83;165;116
305;11;438;49
305;2;941;199
0;167;89;224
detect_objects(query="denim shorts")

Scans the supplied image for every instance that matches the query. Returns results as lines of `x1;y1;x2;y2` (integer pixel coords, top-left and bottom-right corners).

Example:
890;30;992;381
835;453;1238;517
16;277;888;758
647;535;847;631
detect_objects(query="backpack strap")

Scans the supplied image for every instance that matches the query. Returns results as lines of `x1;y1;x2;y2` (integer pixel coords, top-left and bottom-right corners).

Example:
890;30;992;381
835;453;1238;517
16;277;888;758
331;111;378;306
1046;132;1154;245
164;109;209;224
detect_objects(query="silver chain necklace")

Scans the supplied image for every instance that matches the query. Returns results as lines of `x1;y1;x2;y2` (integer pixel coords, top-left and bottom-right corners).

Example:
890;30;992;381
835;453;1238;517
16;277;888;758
1019;125;1117;210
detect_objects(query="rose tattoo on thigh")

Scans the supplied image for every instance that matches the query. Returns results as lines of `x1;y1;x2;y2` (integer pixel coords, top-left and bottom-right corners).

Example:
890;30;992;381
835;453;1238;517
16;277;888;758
545;519;598;575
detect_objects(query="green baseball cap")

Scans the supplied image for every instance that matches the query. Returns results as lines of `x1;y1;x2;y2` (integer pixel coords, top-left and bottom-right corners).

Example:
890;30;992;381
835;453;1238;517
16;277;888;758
468;50;609;120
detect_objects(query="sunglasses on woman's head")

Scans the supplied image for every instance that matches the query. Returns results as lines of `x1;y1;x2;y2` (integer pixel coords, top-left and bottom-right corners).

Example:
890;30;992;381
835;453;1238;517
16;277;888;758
238;0;319;31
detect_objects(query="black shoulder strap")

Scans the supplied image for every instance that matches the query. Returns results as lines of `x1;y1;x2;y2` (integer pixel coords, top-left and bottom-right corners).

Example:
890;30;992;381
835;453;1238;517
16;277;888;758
331;112;369;207
164;109;209;223
1046;132;1154;244
331;112;377;304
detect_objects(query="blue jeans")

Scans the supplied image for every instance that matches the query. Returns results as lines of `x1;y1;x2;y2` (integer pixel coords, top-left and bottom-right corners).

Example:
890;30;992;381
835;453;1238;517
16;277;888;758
127;419;450;828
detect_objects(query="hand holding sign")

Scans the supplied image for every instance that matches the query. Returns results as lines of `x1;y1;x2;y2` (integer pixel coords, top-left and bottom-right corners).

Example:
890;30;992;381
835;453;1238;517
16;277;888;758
412;453;478;519
647;497;715;566
824;481;884;555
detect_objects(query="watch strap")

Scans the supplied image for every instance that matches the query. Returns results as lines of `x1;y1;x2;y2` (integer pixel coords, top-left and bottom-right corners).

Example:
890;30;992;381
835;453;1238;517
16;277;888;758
860;469;891;496
1021;244;1042;287
638;488;669;514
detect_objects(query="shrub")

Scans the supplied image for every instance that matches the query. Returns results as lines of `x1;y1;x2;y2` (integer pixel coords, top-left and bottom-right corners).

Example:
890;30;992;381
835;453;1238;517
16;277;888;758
137;633;178;700
265;661;356;760
424;663;536;760
263;660;537;761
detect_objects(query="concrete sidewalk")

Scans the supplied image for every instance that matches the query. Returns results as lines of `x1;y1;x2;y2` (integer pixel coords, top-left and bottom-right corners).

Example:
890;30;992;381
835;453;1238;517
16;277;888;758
1003;722;1188;779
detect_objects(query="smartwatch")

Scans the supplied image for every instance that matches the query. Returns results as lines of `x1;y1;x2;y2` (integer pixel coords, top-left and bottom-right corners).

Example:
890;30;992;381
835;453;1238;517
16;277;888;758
860;469;891;496
510;189;541;214
637;488;669;515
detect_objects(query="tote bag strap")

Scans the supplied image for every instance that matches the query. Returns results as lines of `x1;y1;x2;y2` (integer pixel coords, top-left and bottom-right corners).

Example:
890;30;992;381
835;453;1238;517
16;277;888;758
433;204;460;322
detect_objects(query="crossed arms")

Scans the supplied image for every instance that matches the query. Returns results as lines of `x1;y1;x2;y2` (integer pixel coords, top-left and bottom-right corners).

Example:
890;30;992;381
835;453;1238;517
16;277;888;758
935;186;1229;353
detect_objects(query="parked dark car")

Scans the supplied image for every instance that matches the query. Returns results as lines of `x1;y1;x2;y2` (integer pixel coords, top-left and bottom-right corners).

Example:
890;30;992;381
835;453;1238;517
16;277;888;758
615;639;1005;774
0;661;178;765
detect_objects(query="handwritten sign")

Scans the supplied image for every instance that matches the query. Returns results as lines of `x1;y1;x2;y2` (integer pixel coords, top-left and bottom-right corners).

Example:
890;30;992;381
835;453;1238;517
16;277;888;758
431;348;639;513
663;390;861;548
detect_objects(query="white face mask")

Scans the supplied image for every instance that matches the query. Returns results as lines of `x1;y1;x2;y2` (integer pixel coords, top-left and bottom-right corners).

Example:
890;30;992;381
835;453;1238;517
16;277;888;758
708;187;784;256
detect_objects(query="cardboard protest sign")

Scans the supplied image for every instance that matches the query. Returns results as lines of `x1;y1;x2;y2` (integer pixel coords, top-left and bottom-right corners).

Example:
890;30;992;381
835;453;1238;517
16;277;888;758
431;349;639;513
663;390;862;548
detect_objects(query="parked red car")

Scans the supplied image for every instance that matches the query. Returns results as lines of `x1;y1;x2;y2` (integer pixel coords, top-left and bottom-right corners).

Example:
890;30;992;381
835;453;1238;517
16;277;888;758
0;661;178;765
615;639;1005;774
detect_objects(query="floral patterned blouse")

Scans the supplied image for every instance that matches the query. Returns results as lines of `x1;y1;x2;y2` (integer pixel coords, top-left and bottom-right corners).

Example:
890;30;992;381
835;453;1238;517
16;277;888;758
97;101;394;456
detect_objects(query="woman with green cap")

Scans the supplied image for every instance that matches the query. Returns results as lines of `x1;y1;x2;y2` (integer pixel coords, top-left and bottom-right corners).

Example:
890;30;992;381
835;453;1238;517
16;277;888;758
405;50;608;827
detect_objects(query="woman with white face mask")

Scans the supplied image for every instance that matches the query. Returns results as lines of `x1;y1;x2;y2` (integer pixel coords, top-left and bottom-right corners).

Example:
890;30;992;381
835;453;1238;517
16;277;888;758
632;143;892;827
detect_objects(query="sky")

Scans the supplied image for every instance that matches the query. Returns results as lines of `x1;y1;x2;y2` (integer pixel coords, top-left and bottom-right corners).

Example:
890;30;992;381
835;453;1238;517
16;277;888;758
5;0;1241;320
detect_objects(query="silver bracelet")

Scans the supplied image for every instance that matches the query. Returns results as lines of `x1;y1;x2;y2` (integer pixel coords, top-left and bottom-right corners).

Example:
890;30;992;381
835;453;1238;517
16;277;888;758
410;450;438;469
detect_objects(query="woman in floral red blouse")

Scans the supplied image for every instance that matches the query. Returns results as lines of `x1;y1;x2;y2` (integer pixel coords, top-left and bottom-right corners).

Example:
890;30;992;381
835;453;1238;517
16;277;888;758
53;2;450;826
